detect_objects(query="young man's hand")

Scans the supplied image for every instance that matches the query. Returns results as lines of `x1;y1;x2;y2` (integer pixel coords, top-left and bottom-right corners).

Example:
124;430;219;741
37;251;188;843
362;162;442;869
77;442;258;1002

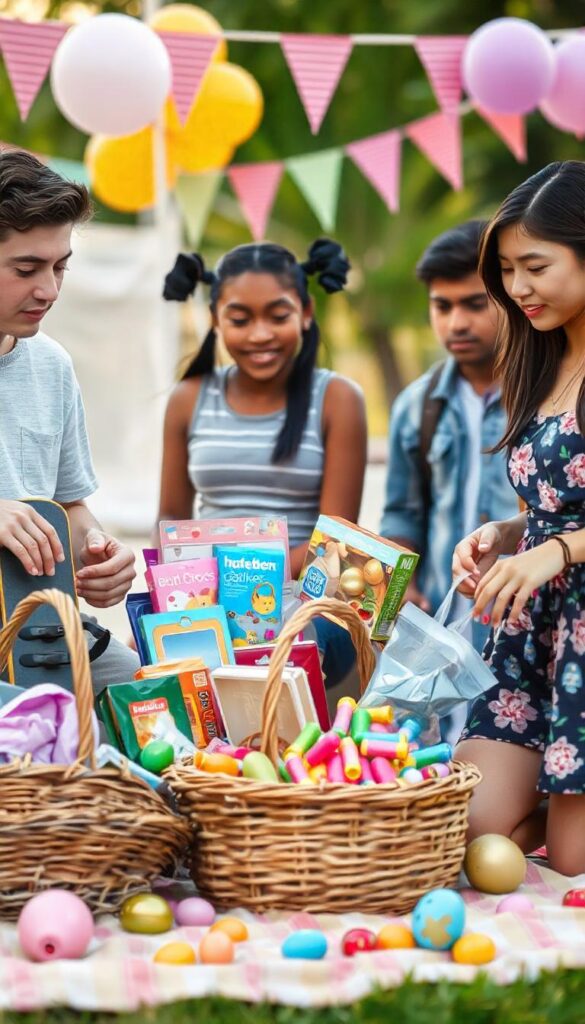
75;528;136;608
0;498;65;576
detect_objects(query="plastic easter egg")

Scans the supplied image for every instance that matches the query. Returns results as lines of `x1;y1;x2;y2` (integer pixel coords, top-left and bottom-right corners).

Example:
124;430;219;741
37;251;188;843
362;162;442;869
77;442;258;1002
464;835;526;894
452;933;496;965
282;929;327;960
563;888;585;908
363;558;384;586
120;893;174;934
140;739;174;774
210;916;249;942
376;923;416;950
412;889;465;950
153;941;196;965
199;930;234;964
174;896;216;927
496;894;534;914
341;927;377;956
339;566;365;597
18;890;94;962
242;751;279;782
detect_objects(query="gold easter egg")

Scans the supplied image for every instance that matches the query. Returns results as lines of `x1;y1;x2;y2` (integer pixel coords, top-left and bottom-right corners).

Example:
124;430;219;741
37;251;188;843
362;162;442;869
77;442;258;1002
120;893;174;934
464;834;526;894
363;558;384;586
339;566;366;597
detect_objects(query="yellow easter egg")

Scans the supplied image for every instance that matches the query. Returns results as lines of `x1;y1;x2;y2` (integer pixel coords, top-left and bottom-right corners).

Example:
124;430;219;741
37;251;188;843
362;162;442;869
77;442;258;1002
154;941;197;965
363;558;384;586
376;923;416;950
452;933;496;965
199;930;234;964
211;916;249;942
339;566;365;597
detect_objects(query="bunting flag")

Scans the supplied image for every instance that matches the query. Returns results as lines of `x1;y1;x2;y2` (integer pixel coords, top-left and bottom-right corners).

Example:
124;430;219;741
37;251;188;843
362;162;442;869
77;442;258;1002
227;161;284;240
0;19;68;121
286;148;343;231
280;33;352;134
414;36;467;114
157;31;219;124
175;170;223;245
345;129;402;213
405;112;462;190
475;106;527;162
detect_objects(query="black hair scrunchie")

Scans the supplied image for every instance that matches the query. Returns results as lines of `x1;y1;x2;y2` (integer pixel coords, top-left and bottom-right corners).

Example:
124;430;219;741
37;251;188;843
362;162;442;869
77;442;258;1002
162;252;215;301
301;238;350;294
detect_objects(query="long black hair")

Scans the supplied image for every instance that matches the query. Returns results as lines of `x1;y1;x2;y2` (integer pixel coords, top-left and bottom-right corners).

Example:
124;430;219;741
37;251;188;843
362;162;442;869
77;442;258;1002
163;239;349;463
479;160;585;450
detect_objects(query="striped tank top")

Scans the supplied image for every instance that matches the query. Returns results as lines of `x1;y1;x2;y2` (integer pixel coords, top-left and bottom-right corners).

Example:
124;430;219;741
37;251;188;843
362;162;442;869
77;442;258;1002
188;366;334;546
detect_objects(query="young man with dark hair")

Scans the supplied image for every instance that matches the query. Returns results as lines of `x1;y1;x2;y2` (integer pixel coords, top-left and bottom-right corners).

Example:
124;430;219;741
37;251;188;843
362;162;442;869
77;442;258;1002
380;221;518;736
0;148;138;690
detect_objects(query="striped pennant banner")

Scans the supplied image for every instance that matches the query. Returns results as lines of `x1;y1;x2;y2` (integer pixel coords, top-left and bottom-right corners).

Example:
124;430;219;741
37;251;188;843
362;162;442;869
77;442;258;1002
476;106;527;162
281;33;352;134
345;129;402;213
0;19;68;121
227;161;284;241
405;111;462;190
157;31;219;124
414;36;467;114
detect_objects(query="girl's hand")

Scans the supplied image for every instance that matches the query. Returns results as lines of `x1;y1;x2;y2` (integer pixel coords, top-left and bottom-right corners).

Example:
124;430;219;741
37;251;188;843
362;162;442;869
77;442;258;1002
452;522;505;597
473;541;565;628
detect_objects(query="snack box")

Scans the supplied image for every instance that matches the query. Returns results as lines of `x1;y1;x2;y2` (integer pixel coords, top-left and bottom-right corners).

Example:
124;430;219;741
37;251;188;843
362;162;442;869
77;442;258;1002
234;640;329;730
210;665;317;747
96;675;194;762
135;658;223;746
160;516;291;580
145;556;218;614
215;545;285;647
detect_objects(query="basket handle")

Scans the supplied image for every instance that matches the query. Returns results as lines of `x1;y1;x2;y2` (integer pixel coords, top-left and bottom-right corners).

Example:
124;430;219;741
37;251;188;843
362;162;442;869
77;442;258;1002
260;598;377;766
0;589;96;767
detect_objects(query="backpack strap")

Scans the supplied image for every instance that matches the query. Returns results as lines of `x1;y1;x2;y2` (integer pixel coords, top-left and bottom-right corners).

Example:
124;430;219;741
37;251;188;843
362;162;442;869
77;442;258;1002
418;360;447;522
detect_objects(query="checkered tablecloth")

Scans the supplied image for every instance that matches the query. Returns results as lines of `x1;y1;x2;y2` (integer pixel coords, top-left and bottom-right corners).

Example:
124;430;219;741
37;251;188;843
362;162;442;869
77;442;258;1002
1;861;585;1011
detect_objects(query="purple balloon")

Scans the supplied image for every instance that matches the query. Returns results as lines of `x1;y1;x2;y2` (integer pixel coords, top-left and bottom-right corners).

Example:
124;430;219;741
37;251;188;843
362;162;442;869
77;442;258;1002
463;18;555;115
540;36;585;137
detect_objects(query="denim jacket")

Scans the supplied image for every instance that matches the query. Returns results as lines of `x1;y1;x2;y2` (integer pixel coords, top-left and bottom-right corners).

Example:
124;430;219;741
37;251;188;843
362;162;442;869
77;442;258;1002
379;358;519;650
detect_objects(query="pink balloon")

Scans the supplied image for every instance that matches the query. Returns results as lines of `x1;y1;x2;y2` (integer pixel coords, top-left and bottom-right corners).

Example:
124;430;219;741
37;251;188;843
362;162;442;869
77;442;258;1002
463;18;555;115
18;890;94;962
540;36;585;137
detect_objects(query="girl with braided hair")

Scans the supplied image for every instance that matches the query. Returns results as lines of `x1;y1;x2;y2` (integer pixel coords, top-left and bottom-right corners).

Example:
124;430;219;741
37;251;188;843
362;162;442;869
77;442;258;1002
157;238;367;586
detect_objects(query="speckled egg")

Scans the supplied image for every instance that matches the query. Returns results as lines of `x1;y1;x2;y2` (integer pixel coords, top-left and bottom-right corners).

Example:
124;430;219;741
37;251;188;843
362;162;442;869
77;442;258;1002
282;929;327;960
452;933;496;965
341;928;377;956
411;889;465;950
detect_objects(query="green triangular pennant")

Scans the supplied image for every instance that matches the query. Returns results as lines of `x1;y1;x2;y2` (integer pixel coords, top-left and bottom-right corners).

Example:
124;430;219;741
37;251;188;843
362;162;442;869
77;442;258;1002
286;148;343;232
175;171;222;247
47;158;90;188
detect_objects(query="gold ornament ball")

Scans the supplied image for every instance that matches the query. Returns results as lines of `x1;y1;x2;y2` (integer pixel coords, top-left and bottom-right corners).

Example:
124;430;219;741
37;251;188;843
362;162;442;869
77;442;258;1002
363;558;384;586
120;893;174;934
464;834;526;894
339;566;366;597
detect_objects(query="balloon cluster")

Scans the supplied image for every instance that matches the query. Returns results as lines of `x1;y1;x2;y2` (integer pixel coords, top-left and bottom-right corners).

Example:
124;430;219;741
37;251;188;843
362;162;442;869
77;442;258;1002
71;6;263;213
464;18;585;138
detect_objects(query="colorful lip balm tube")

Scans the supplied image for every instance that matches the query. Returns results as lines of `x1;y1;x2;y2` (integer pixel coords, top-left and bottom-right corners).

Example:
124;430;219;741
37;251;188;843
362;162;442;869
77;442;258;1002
325;752;345;783
284;752;313;784
370;757;397;784
409;743;452;768
398;717;423;742
340;736;361;781
359;755;374;784
305;730;340;767
308;763;328;783
288;722;322;757
421;762;451;780
368;722;393;734
360;737;409;761
350;708;371;744
367;705;394;725
332;696;357;737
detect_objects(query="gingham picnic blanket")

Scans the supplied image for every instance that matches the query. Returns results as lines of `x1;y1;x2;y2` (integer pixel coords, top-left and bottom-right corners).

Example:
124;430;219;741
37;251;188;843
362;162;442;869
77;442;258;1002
2;860;585;1011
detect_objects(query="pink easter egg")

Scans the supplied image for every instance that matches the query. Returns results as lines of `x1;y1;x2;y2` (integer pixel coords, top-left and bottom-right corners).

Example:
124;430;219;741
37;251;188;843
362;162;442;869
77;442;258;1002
18;890;94;961
496;894;534;914
174;896;216;927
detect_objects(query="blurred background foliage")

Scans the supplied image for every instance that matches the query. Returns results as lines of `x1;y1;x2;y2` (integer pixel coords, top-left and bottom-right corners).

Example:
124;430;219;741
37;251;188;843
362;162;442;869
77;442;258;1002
1;0;584;433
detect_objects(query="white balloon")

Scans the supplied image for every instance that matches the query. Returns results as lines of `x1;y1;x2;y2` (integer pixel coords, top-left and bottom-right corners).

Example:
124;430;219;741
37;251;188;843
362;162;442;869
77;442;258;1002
51;14;171;137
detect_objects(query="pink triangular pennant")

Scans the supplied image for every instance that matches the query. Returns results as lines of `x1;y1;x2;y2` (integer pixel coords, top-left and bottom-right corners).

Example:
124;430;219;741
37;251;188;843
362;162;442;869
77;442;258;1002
281;33;352;134
227;162;284;241
414;36;467;113
476;106;527;163
346;130;402;213
157;31;219;124
405;112;462;190
0;19;68;121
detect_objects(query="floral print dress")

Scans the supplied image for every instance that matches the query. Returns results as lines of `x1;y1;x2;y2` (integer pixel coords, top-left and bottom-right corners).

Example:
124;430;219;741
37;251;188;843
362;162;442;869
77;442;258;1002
462;410;585;794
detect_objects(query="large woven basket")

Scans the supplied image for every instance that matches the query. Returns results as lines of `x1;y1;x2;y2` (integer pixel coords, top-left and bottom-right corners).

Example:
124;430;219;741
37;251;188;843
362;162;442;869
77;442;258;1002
0;589;190;921
168;598;482;915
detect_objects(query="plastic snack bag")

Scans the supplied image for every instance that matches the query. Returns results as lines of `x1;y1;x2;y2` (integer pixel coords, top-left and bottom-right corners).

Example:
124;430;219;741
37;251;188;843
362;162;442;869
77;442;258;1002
360;576;496;726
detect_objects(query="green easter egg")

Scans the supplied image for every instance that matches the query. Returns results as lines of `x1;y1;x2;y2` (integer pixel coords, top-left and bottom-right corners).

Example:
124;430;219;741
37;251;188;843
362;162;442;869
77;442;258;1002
242;751;279;782
140;740;175;774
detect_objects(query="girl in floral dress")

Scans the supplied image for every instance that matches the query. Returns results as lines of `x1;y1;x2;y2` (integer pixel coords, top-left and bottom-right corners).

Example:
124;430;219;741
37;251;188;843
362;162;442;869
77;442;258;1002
452;161;585;876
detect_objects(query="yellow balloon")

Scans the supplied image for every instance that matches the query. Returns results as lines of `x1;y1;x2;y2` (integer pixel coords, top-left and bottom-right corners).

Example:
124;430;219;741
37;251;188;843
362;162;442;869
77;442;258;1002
148;4;227;62
86;129;177;213
164;97;234;172
181;63;263;148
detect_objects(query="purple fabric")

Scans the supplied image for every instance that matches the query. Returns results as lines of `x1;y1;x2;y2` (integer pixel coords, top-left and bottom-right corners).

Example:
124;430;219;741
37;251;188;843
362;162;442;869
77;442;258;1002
0;684;99;764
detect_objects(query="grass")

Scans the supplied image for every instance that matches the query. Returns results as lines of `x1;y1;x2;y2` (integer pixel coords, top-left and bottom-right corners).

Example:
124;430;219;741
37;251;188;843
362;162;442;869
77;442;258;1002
4;971;585;1024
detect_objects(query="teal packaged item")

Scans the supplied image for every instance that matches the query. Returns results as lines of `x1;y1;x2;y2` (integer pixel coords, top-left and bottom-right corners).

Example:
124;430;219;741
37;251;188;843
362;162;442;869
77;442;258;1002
214;544;285;646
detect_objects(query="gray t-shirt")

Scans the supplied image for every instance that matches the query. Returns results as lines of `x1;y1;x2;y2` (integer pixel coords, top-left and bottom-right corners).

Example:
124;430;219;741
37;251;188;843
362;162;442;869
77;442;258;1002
0;332;97;502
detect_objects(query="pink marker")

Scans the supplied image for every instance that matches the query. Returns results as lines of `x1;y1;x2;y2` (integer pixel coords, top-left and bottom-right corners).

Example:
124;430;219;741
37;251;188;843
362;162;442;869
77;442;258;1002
370;757;397;784
325;752;345;783
360;737;409;761
332;696;356;737
305;730;340;767
284;753;312;784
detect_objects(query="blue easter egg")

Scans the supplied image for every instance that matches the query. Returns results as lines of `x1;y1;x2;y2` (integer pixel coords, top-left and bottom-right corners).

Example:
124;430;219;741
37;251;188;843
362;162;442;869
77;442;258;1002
282;929;327;960
411;888;465;950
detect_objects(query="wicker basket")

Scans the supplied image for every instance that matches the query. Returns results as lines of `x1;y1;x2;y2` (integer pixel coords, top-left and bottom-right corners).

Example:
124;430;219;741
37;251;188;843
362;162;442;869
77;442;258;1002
0;589;190;921
168;598;482;915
